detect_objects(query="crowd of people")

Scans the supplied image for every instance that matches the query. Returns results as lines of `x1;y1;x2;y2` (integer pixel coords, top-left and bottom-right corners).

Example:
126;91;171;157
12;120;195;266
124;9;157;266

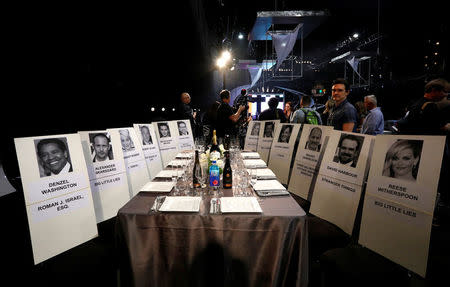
175;77;449;211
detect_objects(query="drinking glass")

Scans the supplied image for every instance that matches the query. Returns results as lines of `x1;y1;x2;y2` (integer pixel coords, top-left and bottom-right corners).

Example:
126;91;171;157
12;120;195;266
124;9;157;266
172;169;179;196
250;169;258;186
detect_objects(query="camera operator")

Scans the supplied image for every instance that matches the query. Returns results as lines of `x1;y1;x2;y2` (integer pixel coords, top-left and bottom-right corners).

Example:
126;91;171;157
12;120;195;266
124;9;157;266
233;89;252;149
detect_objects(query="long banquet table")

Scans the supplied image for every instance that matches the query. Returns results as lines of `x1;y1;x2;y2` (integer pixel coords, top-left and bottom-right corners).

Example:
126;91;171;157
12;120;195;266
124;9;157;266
115;177;308;287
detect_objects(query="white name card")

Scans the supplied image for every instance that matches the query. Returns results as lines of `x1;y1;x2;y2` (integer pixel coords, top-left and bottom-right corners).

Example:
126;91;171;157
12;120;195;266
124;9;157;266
15;133;98;264
153;121;180;167
133;123;163;180
288;124;333;200
256;120;279;163
244;121;261;151
359;135;445;277
309;131;374;234
108;127;150;197
267;123;301;184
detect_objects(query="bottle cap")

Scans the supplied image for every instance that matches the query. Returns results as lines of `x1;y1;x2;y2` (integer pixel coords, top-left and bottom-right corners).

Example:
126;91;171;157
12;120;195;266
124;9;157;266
212;160;216;164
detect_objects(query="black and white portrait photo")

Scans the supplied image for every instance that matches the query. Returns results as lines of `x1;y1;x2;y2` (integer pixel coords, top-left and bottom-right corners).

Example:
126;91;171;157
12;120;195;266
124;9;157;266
305;127;323;152
89;133;114;162
382;139;423;182
119;129;135;152
333;134;364;168
177;121;189;136
139;125;153;145
278;125;293;143
250;122;261;136
35;137;73;178
263;122;275;138
158;122;171;138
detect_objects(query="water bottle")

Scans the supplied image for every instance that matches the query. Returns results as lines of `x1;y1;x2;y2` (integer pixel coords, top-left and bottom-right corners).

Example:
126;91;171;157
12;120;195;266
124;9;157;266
209;160;220;188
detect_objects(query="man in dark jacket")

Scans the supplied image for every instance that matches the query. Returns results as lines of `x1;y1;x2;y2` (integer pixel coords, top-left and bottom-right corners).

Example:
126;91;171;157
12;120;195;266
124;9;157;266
258;97;287;123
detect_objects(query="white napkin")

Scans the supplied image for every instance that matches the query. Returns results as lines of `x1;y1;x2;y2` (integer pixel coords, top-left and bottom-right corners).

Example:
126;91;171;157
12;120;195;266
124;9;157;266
243;159;267;169
241;152;261;159
155;169;179;178
168;159;186;167
252;179;286;191
140;181;175;192
220;197;262;213
175;153;191;159
158;196;202;212
247;168;276;179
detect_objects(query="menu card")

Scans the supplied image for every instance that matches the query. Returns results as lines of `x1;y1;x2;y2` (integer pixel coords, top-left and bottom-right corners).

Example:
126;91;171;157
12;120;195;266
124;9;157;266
140;181;175;192
241;152;261;159
243;159;267;169
158;196;202;212
155;169;179;178
220;197;262;213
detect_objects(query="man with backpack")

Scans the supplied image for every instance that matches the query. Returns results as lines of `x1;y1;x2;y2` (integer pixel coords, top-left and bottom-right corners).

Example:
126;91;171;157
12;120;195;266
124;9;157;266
291;95;322;125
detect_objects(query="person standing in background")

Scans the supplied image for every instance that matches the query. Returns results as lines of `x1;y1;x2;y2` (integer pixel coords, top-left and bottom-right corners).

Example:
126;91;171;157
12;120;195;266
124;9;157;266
361;95;384;135
178;92;196;137
327;78;358;132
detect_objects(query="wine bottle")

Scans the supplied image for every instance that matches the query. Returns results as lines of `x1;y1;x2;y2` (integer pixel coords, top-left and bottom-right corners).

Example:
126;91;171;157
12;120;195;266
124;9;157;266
222;151;232;189
210;129;221;156
193;150;202;188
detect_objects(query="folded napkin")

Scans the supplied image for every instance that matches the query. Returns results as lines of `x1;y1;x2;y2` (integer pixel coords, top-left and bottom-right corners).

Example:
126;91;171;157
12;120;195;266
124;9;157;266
175;152;192;159
247;168;276;179
158;196;202;212
140;181;175;192
252;179;286;191
252;180;289;196
243;159;267;169
155;169;179;178
241;152;261;159
167;159;186;167
220;197;262;213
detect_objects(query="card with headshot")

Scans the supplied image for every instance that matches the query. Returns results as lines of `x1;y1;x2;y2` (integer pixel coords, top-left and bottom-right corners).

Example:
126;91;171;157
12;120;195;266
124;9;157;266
14;134;98;264
267;123;301;184
256;120;279;163
358;135;445;277
169;120;194;151
244;121;261;152
133;123;163;180
319;130;374;186
152;121;179;167
363;135;444;213
288;125;334;200
309;130;375;235
108;128;150;197
79;130;130;223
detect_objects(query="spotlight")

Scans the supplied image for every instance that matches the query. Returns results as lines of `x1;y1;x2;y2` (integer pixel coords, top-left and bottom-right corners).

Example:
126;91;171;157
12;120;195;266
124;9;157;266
216;57;226;68
151;107;155;112
353;33;359;38
221;50;231;61
230;66;235;71
172;108;176;111
161;107;165;111
238;33;244;39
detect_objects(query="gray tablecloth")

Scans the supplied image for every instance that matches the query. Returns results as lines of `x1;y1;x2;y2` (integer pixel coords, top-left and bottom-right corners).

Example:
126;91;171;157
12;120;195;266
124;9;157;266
115;188;308;287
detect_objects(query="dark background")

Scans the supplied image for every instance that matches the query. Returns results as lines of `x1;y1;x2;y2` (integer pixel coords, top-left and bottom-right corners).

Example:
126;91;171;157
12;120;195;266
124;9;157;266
2;0;448;170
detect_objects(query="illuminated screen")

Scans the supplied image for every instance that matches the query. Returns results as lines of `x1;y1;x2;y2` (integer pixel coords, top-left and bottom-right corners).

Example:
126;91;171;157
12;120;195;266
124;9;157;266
249;94;284;116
